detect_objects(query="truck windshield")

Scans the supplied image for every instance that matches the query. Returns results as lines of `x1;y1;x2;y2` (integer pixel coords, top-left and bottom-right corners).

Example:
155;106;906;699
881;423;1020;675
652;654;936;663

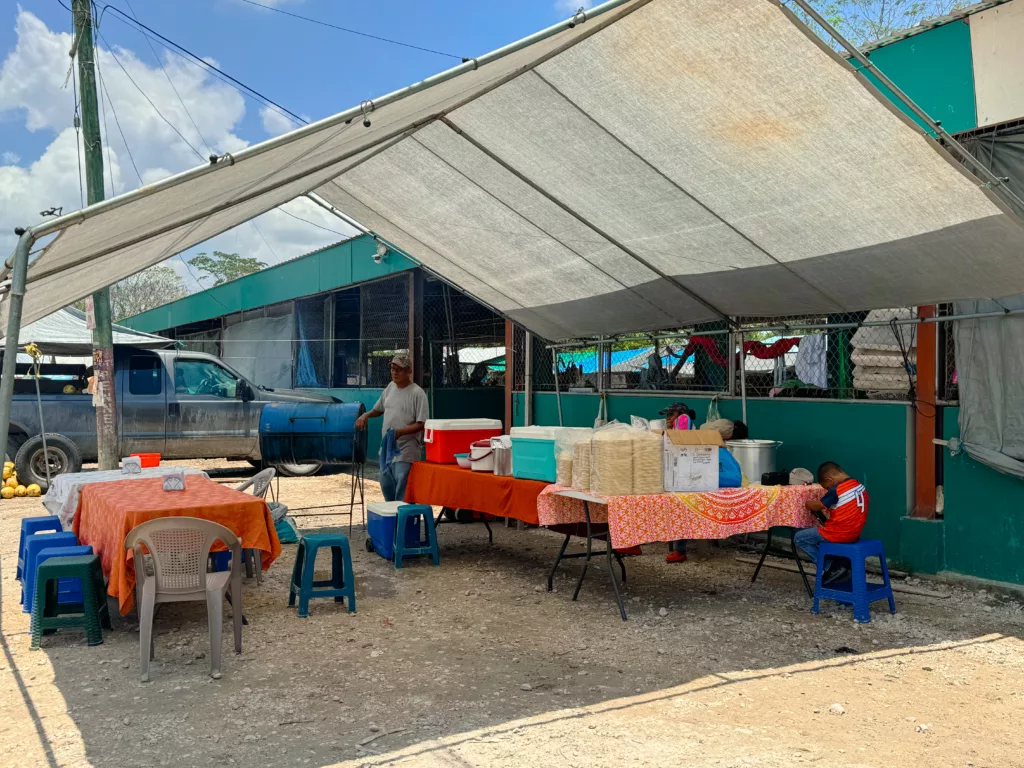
174;359;238;398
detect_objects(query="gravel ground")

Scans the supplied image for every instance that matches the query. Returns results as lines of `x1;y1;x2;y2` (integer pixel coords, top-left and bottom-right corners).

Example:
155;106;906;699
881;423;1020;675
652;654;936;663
1;460;1022;768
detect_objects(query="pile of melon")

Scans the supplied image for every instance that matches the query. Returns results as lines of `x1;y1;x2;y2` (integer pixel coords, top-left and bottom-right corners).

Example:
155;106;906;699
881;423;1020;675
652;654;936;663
1;462;40;498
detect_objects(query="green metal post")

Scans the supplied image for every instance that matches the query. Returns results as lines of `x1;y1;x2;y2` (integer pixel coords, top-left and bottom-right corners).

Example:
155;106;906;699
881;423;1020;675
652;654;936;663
74;0;118;468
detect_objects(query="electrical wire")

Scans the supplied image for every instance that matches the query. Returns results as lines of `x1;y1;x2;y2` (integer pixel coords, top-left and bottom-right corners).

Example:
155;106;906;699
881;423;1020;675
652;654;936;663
97;64;144;185
123;0;214;156
250;220;280;263
94;27;206;162
70;28;86;208
81;0;309;126
276;207;353;238
90;19;120;195
236;0;466;61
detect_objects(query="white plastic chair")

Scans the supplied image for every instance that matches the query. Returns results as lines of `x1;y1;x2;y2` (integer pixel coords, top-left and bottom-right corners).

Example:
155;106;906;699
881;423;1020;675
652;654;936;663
235;467;276;584
124;517;243;682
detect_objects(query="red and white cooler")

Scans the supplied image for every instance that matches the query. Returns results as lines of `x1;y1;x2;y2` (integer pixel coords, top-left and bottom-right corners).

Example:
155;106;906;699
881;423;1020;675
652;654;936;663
423;418;503;464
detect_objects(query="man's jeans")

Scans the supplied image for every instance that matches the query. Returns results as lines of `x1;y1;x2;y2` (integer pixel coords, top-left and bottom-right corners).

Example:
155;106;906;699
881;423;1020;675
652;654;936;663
381;460;412;502
794;527;830;570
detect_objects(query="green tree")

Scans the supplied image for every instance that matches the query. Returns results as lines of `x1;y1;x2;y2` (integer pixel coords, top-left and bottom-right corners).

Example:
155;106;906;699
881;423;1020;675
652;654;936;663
76;265;187;321
187;250;267;287
805;0;967;47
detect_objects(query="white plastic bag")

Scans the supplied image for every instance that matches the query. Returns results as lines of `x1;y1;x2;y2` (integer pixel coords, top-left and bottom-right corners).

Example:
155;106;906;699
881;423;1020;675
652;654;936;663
594;393;608;429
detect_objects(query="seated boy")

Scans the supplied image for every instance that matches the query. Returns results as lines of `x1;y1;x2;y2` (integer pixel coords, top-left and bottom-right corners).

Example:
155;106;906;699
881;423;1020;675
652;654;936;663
795;461;869;585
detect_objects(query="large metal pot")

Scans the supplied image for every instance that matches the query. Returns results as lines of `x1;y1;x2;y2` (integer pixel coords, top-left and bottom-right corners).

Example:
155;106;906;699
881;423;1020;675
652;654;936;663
726;439;783;483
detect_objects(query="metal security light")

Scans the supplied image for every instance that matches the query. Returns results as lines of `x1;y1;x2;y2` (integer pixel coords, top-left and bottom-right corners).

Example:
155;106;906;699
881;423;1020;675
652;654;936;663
373;241;389;264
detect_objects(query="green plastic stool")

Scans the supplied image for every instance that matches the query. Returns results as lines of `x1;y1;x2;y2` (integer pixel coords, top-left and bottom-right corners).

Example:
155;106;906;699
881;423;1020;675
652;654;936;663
288;534;356;617
31;554;111;649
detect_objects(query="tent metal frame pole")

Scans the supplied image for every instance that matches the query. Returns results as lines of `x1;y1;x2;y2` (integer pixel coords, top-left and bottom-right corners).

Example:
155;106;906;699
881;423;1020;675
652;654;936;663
306;192;517;327
524;332;533;426
9;0;639;260
553;345;564;426
0;229;35;457
439;117;735;327
727;328;738;397
786;0;1024;213
739;331;748;424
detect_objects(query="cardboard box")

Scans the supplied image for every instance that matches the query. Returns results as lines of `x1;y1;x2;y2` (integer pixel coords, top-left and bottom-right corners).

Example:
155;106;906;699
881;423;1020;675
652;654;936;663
661;429;725;447
663;430;723;492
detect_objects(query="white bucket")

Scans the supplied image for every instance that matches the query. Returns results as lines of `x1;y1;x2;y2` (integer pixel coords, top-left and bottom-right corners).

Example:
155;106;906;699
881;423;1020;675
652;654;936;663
469;440;494;472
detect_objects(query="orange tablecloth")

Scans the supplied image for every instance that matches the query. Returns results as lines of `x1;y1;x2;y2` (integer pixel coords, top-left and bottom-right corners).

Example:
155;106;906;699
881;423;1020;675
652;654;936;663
404;462;548;525
73;475;282;615
537;484;823;549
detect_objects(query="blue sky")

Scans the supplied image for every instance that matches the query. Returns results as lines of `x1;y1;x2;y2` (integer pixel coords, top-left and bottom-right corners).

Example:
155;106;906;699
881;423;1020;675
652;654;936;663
0;0;593;289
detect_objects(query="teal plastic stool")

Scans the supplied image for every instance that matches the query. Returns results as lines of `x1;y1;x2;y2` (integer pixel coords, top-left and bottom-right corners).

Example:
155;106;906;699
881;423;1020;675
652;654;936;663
288;534;356;617
394;504;440;568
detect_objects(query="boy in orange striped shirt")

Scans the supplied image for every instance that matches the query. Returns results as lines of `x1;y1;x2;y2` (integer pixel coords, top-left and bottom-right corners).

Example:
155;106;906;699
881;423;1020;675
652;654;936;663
795;462;869;585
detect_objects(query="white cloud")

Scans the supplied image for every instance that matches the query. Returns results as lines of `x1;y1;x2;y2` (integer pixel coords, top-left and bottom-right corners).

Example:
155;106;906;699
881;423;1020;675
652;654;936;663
555;0;594;16
0;10;355;304
1;151;19;164
259;104;303;137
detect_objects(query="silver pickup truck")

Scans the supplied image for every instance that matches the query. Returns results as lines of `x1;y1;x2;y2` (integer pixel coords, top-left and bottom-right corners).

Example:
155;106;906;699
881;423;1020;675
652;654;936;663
6;347;335;489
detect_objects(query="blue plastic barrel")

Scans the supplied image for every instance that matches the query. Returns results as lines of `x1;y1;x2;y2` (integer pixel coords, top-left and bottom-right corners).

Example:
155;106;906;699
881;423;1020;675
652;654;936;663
259;402;367;466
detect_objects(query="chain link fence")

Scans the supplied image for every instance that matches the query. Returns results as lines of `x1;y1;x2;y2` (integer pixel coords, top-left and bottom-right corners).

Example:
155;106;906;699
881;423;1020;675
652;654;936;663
513;304;960;404
423;277;506;390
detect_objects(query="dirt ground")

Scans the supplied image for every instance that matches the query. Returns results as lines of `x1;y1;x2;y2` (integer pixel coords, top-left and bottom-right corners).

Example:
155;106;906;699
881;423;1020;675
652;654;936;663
1;460;1022;768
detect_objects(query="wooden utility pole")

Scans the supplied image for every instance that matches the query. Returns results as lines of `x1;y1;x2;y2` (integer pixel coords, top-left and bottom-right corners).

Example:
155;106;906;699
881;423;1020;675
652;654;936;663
73;0;119;469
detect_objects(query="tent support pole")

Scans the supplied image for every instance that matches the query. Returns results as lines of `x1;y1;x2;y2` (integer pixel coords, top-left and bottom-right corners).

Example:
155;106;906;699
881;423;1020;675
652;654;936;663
0;230;34;458
739;332;748;425
524;333;533;426
553;346;564;427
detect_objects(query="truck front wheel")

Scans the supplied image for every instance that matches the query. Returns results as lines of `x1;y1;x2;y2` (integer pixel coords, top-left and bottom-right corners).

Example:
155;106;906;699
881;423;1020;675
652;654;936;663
15;434;83;492
274;462;323;477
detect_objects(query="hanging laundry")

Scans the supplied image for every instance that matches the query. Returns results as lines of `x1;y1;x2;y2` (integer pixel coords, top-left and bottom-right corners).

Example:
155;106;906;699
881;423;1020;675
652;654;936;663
795;333;828;389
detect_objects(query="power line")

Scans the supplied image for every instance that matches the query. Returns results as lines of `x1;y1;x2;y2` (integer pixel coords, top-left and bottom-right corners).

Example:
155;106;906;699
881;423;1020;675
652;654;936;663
276;207;353;238
236;0;466;61
123;0;214;156
94;27;206;161
70;20;86;208
97;63;143;184
90;21;120;194
251;220;280;263
81;1;309;126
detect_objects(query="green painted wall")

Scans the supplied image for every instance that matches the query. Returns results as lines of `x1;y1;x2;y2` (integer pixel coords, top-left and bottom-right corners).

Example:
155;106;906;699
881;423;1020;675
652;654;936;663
515;392;910;555
863;20;977;134
942;407;1024;584
121;236;417;333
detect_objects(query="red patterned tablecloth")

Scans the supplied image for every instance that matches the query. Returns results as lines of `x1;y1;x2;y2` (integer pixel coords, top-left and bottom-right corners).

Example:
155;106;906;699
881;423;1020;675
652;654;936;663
537;484;823;549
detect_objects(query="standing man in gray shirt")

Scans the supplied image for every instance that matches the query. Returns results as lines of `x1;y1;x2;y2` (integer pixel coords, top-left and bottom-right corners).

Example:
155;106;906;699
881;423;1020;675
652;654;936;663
355;353;429;501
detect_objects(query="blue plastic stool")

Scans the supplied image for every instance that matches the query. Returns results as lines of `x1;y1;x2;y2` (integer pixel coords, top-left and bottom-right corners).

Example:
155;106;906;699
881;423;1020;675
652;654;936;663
18;516;63;581
35;545;94;609
393;504;439;568
812;539;896;624
21;531;78;613
288;534;356;617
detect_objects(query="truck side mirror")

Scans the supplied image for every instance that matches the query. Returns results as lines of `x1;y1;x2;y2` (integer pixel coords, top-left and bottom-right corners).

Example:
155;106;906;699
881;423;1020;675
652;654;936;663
238;381;255;402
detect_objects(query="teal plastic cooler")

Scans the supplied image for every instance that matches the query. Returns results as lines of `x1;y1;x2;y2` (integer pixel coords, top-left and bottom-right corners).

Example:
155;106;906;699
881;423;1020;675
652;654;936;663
510;427;557;482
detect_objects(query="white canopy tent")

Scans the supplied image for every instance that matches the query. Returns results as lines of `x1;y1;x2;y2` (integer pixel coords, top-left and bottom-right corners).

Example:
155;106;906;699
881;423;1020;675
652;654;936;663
0;307;171;357
5;0;1024;344
3;0;1024;446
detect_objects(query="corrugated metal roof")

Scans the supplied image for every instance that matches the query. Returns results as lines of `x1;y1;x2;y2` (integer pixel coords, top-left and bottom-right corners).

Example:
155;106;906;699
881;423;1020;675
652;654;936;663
858;0;1012;53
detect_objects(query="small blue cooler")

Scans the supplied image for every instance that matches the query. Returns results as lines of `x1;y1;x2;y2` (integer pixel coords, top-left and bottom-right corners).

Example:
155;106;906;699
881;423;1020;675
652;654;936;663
366;502;423;560
510;427;558;482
